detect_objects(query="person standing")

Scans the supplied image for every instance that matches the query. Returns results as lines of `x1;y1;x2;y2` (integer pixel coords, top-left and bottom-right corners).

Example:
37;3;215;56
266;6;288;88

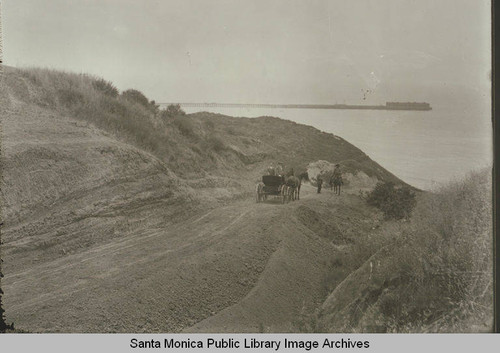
333;164;342;178
332;164;343;195
317;176;323;193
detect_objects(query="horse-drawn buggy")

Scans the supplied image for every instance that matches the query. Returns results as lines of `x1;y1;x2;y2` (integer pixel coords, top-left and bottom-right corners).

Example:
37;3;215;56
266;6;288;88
256;174;301;204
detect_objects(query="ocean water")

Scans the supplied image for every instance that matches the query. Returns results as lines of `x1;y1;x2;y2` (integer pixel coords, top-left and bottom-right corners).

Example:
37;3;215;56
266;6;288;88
183;103;492;191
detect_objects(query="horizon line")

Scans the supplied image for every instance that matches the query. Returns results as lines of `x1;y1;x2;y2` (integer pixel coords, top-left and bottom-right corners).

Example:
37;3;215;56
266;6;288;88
157;102;432;111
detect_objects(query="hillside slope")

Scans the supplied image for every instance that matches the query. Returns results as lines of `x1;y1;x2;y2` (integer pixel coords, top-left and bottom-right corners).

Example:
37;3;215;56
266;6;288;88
1;76;201;272
2;67;405;188
316;170;493;333
184;111;403;182
1;66;412;332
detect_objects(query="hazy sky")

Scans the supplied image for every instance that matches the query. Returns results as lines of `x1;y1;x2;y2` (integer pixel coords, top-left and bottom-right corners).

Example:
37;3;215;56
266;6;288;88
2;0;491;105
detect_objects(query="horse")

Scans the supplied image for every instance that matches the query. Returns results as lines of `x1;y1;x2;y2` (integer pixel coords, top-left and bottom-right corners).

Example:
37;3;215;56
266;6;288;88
286;175;301;201
332;174;343;195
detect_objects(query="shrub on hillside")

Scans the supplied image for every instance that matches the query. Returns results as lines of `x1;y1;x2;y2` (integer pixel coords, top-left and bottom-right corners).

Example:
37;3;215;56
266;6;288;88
364;169;492;333
366;182;416;220
149;100;160;113
206;135;226;152
91;78;118;98
172;117;196;138
313;170;492;333
205;119;215;130
11;68;174;168
57;88;86;107
161;104;186;118
121;89;150;108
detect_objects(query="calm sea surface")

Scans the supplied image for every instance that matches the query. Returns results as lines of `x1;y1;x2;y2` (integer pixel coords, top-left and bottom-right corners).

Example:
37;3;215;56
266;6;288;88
184;103;492;190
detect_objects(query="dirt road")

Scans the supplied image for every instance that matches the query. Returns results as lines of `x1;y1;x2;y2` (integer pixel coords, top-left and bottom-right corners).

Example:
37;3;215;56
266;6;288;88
1;92;372;332
4;183;365;332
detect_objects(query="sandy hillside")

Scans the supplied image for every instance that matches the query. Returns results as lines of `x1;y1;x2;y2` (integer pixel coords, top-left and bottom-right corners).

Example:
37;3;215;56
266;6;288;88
0;67;408;332
4;182;383;332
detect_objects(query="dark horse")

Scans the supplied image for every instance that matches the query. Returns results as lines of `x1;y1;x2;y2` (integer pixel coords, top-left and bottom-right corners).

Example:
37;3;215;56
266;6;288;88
286;175;302;201
332;174;343;195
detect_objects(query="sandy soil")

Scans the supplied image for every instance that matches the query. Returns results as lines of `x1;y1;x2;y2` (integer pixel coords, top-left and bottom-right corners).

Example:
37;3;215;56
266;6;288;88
4;182;374;332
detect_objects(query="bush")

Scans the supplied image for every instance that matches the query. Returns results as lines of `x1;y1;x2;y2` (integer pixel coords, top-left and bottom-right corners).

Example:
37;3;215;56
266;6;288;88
10;67;170;167
205;120;215;129
206;135;226;152
91;78;118;98
57;88;85;107
172;117;196;137
121;89;150;108
367;182;416;220
161;104;186;118
149;100;160;114
375;170;492;331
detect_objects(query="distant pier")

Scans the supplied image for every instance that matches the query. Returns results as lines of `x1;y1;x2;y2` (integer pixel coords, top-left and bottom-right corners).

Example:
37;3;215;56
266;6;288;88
158;102;432;111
